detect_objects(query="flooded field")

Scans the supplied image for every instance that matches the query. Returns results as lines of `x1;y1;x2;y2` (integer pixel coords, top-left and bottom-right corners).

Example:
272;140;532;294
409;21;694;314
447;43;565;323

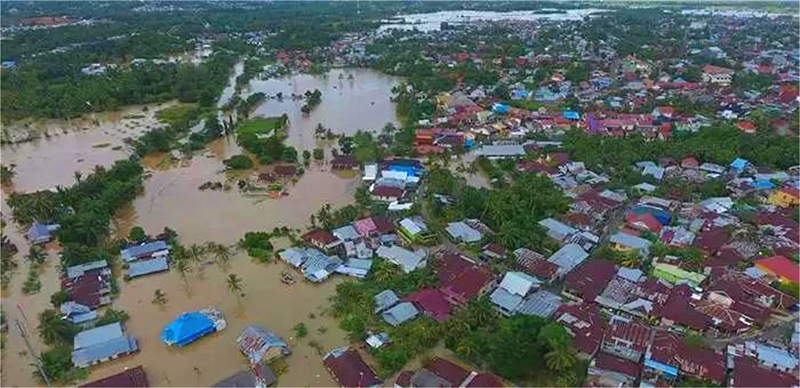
379;8;608;32
244;68;402;151
0;67;401;387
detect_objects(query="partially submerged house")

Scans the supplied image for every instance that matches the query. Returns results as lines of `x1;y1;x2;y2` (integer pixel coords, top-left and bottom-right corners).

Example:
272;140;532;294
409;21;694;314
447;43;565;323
80;366;149;387
212;364;277;388
237;326;290;365
162;309;226;347
127;257;169;279
322;348;381;388
72;323;139;368
26;222;59;245
120;240;169;263
60;301;97;324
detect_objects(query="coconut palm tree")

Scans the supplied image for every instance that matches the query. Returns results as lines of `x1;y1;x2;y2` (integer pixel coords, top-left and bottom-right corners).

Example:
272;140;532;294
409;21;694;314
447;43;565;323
545;341;577;372
152;289;167;305
206;242;232;271
26;247;46;266
188;244;206;269
619;250;642;268
226;274;244;299
37;309;77;345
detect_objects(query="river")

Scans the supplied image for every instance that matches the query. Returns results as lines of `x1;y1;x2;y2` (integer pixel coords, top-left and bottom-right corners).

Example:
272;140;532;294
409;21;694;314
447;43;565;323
0;66;400;387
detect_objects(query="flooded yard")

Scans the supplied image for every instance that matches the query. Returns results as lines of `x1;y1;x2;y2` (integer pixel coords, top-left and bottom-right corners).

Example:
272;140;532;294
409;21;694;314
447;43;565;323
0;67;402;386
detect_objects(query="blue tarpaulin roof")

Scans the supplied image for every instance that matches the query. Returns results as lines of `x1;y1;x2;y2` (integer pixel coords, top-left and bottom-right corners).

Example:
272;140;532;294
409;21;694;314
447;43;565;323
631;206;671;225
730;158;750;171
493;103;510;114
162;312;215;347
563;110;580;120
645;358;679;377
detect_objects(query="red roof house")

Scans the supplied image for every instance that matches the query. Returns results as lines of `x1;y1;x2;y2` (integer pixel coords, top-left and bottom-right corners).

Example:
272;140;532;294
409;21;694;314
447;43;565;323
737;121;757;134
564;259;617;302
322;348;381;388
81;366;149;387
405;289;452;322
755;255;800;284
555;303;606;357
732;356;799;388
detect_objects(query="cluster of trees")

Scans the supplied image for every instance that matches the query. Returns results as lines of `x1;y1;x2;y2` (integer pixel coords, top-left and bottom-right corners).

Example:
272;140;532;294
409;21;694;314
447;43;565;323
562;125;799;175
300;89;322;114
237;227;296;263
235;115;297;164
2;52;237;121
7;158;144;268
235;92;266;120
444;298;585;385
429;168;570;252
133;106;221;156
223;154;255;170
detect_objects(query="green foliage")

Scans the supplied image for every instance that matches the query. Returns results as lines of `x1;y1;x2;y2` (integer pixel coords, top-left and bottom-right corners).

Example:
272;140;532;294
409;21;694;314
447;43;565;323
223;154;255;170
0;165;15;186
128;226;147;243
773;281;799;297
300;89;322;114
37;309;78;346
563;125;799;175
22;268;42;294
236;92;267;119
238;231;274;261
50;290;70;308
683;333;705;348
95;308;130;326
313;148;324;160
236;116;296;164
293;323;308;338
36;345;88;385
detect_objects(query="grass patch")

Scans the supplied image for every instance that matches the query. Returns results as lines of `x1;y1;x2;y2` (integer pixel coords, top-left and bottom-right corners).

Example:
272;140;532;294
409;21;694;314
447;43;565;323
236;117;286;139
155;104;199;126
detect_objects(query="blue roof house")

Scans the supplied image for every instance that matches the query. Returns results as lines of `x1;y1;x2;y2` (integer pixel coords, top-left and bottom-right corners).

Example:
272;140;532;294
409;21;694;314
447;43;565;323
730;158;750;174
72;323;138;368
492;103;510;114
127;257;169;279
27;222;59;245
563;110;581;120
162;309;226;347
381;302;419;326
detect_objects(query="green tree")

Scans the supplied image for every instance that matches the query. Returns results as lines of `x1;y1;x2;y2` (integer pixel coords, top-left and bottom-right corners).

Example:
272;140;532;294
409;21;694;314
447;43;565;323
37;309;78;346
128;226;147;243
545;341;577;372
226;273;245;299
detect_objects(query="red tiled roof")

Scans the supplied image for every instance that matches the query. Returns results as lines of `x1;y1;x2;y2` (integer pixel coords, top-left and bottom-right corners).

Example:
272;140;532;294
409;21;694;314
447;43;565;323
695;300;751;333
395;371;413;388
605;317;652;353
732;356;799;388
755;255;800;283
371;216;396;234
555;303;606;356
694;228;728;254
436;253;474;284
440;265;493;306
81;366;149;387
302;229;339;245
371;185;404;199
424;358;470;386
626;213;663;234
703;65;734;75
595;353;641;378
681;157;699;168
660;285;711;331
465;373;505;387
323;348;381;388
405;289;452;322
649;331;726;384
565;260;617;302
737;121;757;133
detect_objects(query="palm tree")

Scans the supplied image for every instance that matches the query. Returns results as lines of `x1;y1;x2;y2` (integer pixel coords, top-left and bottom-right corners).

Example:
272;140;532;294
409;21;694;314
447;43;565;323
37;309;77;345
619;250;642;268
26;247;46;266
188;244;205;269
226;274;244;300
206;242;232;271
545;341;577;372
73;171;82;184
152;289;167;305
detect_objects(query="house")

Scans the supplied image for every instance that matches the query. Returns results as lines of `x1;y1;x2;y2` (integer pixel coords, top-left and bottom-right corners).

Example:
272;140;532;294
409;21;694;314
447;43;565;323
681;157;699;169
397;217;429;243
481;243;507;261
475;144;525;159
731;356;799;388
371;185;404;202
322;348;381;388
515;290;562;318
212;364;277;387
768;186;800;208
72;323;139;368
653;263;706;287
405;289;452;322
702;65;734;84
439;263;494;307
26;222;59;245
63;260;112;309
127;257;169;279
161;309;226;347
514;248;559;282
420;358;470;386
120;240;169;263
610;232;652;256
547;243;589;277
659;285;711;332
80;366;149;387
381;302;419;326
363;164;378;182
730;158;751;173
331;155;359;170
555;303;606;358
236;326;290;365
601;315;653;362
754;255;800;284
374;290;400;313
445;221;482;243
737;121;757;134
273;164;297;177
376;245;427;273
332;225;359;242
538;218;577;242
586;353;641;387
742;341;799;373
302;229;342;251
335;258;373;279
64;260;107;279
563;259;616;302
644;330;726;386
626;213;663;234
60;301;98;324
300;251;342;282
489;272;541;316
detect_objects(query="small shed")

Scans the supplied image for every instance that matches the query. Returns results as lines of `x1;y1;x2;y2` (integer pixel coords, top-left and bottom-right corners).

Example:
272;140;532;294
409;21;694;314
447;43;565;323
374;290;400;313
381;302;419;326
237;326;290;365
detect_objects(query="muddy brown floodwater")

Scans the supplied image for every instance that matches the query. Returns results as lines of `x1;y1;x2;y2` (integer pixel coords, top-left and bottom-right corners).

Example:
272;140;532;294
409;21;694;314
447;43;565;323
1;67;402;387
245;68;402;150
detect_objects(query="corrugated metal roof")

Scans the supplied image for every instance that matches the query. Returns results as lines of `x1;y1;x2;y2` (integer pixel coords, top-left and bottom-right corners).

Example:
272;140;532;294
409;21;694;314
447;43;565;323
498;272;538;297
128;257;169;278
516;290;562;318
121;240;168;262
74;323;124;350
374;290;399;313
66;260;109;279
547;243;589;275
490;288;523;313
381;302;419;326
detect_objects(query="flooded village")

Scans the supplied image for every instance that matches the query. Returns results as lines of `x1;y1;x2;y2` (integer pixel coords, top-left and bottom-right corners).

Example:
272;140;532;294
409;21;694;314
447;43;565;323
2;2;800;388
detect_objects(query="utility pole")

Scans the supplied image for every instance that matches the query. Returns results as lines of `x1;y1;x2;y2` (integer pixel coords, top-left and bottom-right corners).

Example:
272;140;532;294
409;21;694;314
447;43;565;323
15;319;50;387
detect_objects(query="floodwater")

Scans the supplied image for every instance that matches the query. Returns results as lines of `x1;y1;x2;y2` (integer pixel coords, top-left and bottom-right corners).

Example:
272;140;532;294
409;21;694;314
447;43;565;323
0;67;401;387
378;8;608;32
243;68;402;151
